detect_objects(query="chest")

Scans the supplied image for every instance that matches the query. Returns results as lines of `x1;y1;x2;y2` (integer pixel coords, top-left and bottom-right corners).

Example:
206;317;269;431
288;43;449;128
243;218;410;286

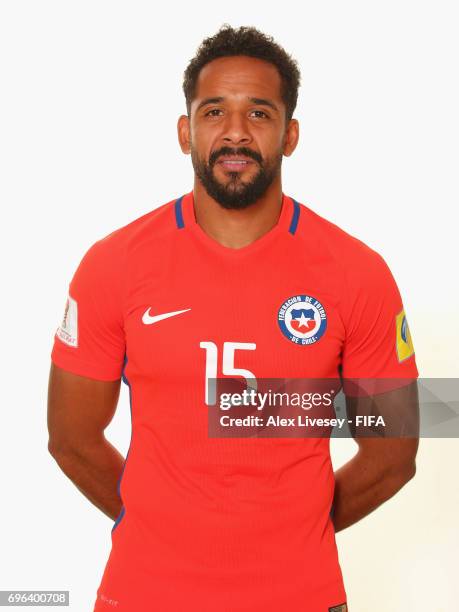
122;244;346;394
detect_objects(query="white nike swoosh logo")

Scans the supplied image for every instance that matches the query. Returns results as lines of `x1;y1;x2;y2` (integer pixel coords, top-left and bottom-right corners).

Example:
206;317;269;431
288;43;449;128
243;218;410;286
142;307;191;325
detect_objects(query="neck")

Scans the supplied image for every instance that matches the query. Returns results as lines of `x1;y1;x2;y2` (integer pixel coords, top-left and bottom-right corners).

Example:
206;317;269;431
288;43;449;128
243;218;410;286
192;177;284;249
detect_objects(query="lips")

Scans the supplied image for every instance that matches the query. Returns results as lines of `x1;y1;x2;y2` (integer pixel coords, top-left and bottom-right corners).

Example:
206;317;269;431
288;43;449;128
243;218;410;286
217;157;254;171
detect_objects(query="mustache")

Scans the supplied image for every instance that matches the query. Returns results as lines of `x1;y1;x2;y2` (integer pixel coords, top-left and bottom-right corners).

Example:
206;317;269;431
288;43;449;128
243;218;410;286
209;147;263;167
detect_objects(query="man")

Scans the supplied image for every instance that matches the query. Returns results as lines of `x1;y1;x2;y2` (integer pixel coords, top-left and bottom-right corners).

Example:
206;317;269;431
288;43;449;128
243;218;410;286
48;25;419;612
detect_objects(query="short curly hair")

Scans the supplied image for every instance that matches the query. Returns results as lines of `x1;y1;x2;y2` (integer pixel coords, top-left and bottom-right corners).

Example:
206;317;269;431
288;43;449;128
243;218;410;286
183;24;301;122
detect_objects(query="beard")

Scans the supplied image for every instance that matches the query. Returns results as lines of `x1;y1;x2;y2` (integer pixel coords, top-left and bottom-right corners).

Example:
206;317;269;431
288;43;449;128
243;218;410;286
191;145;283;210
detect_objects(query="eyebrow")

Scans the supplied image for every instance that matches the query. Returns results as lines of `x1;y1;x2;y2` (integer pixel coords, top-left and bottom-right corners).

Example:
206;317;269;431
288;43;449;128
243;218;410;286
196;97;224;112
248;97;279;112
196;96;279;113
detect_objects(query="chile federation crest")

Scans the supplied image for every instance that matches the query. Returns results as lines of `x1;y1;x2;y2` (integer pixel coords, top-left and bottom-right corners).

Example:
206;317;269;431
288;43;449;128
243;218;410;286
278;294;327;345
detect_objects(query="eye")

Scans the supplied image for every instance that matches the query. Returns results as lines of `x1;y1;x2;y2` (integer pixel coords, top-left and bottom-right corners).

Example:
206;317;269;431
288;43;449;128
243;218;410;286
250;109;269;119
205;109;223;117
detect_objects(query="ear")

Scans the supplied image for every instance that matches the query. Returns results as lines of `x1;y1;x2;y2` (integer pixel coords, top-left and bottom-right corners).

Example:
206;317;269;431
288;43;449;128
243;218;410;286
177;114;191;154
282;118;299;157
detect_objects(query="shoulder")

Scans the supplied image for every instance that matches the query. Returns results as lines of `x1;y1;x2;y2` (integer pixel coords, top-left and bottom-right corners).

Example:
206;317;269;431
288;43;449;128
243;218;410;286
295;199;395;289
77;196;179;265
97;196;178;250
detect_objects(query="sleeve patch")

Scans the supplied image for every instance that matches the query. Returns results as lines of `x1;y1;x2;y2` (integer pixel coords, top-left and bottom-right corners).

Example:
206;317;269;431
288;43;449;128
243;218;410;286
396;308;414;362
56;294;78;348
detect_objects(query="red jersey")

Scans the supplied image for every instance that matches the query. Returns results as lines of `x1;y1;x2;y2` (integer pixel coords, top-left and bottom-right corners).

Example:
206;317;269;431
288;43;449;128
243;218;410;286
51;191;418;611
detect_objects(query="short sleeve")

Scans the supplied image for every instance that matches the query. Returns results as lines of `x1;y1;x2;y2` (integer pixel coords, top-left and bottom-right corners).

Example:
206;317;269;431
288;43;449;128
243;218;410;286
51;235;126;381
340;249;418;393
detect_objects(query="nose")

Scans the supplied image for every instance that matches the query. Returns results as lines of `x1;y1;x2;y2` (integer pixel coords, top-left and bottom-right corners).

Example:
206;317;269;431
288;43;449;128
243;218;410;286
221;111;252;146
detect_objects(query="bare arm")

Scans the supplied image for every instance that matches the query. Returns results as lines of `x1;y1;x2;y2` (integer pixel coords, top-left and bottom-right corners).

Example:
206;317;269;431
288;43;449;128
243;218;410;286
332;381;419;532
47;363;125;521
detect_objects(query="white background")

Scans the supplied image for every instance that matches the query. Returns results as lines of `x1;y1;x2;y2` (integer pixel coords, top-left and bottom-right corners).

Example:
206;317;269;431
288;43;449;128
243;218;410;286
1;1;458;610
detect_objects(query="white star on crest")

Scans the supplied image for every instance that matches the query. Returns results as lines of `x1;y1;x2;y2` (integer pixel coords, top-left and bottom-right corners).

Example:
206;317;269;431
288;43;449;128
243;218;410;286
297;312;313;329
